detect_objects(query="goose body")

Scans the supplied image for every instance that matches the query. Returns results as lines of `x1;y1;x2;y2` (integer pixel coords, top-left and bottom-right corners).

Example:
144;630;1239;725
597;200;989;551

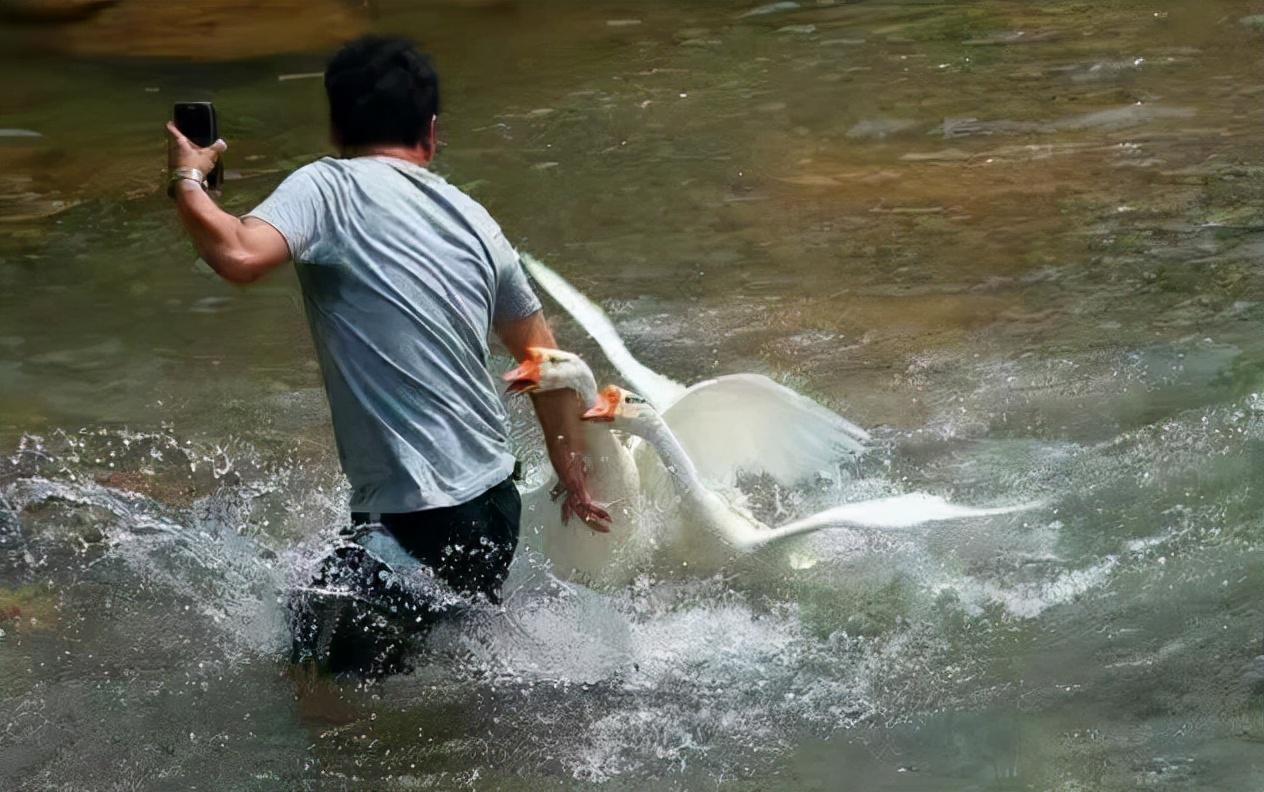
519;420;644;587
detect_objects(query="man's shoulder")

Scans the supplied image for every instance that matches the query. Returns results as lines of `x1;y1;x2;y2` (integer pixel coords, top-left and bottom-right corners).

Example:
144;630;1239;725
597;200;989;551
445;183;497;224
287;156;345;183
262;158;341;200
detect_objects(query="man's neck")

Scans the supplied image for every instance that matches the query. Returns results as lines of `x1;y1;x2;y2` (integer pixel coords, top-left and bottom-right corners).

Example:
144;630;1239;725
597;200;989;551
343;144;433;168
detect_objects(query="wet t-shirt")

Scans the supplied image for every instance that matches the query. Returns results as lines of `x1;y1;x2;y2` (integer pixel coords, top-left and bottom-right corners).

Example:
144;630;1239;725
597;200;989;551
247;156;541;513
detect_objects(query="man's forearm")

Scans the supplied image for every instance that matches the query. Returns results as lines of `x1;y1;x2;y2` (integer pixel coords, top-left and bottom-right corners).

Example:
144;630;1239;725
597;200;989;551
173;187;263;284
531;388;588;491
496;310;608;527
497;311;588;488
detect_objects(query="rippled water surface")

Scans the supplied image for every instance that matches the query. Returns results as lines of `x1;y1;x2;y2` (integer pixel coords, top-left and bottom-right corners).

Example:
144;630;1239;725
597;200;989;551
4;1;1264;789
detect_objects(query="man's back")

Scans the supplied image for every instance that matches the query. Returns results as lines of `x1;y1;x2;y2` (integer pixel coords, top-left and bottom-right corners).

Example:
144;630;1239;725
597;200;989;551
248;156;541;512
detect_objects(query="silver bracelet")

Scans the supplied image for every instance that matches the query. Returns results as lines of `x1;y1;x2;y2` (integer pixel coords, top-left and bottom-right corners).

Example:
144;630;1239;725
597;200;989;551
167;167;207;198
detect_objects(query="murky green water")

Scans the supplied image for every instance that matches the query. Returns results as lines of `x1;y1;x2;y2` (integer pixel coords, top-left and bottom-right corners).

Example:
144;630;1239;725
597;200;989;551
4;0;1264;789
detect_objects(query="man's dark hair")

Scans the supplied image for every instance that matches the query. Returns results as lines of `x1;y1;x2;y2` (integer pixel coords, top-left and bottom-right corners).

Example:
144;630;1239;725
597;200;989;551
324;36;440;149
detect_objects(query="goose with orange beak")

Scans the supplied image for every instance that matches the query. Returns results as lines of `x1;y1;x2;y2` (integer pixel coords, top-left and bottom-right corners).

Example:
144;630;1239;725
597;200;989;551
582;384;1042;573
500;348;648;587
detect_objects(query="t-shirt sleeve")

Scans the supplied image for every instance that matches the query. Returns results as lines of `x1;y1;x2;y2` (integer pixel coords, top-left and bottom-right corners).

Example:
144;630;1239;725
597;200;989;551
244;165;325;263
488;228;543;324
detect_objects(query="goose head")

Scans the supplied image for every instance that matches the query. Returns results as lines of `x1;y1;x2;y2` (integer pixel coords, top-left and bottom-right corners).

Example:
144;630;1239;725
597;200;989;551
580;385;656;433
503;347;594;396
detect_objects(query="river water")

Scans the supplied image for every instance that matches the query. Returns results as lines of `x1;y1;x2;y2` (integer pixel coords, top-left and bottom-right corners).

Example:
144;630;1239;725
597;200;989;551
3;0;1264;789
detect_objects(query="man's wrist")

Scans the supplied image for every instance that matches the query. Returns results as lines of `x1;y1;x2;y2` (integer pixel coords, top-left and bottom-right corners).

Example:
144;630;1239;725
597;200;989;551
167;167;207;198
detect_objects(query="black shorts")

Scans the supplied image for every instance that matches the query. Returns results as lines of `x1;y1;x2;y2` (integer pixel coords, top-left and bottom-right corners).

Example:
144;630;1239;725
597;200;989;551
290;477;522;676
352;475;521;604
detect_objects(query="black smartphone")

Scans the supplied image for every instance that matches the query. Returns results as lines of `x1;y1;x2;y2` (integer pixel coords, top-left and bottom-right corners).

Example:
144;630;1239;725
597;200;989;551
172;101;223;190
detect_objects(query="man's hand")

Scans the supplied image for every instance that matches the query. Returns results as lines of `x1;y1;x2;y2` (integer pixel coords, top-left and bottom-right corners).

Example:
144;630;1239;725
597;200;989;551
550;459;612;532
166;121;226;175
562;490;613;532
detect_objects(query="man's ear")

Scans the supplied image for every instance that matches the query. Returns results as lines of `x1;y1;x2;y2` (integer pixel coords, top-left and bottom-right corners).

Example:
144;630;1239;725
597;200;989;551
426;115;438;158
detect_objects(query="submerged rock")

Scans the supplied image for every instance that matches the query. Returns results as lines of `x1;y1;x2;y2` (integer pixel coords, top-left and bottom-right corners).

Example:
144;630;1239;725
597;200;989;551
0;0;116;24
0;174;78;223
27;0;368;60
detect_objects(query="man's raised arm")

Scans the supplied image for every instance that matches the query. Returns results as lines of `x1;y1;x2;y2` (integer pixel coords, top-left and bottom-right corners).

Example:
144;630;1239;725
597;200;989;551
166;122;289;284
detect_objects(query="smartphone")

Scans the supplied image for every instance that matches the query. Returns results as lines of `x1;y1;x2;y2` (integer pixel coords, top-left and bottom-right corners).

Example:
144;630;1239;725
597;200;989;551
172;101;223;190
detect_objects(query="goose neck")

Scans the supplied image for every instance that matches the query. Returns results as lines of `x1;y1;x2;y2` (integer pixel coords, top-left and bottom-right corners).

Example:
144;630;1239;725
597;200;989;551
641;413;705;496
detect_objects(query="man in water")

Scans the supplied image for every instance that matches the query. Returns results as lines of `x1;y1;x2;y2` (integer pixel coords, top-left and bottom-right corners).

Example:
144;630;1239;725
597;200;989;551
164;37;609;614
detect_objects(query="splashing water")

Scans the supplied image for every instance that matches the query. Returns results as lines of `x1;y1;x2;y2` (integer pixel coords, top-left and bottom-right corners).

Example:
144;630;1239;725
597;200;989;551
4;386;1243;788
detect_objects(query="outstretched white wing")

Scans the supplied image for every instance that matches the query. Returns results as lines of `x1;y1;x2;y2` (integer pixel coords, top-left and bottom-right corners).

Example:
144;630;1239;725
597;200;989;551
521;254;686;410
523;254;870;488
657;373;869;488
738;493;1042;552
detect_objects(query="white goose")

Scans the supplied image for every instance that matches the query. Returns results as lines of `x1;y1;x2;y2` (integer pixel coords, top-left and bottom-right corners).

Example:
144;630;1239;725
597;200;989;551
502;347;647;587
582;385;1037;572
522;254;869;493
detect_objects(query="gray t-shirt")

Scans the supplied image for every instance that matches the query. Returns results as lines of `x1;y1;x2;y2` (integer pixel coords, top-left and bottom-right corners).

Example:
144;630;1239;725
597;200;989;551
247;156;541;513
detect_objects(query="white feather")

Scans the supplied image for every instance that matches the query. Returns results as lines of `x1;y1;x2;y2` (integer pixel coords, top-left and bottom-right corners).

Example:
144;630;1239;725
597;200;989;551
737;493;1043;552
523;254;869;488
659;373;868;488
521;253;686;410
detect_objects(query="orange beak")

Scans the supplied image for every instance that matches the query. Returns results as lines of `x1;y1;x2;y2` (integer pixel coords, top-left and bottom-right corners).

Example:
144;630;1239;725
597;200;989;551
503;357;542;395
581;387;621;422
